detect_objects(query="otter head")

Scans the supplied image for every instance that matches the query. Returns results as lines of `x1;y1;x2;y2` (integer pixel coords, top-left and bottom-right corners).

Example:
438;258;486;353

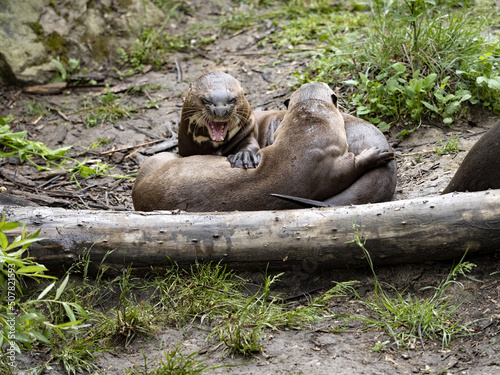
185;72;250;145
284;82;337;109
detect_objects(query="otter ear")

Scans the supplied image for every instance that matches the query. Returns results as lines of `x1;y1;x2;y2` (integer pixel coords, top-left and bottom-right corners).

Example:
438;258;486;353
331;92;338;106
284;98;290;108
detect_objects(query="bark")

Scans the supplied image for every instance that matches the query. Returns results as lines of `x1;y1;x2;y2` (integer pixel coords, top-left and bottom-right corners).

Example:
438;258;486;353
2;189;500;275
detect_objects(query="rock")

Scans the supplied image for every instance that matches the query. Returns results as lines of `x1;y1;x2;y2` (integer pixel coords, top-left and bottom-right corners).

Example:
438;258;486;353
0;0;165;85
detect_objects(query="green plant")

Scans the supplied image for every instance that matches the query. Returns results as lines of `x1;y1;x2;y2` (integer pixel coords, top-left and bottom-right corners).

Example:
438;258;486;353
93;269;157;347
125;344;226;375
300;0;500;127
435;134;460;155
26;101;49;117
51;58;80;82
0;118;71;163
0;215;87;359
0;115;132;182
151;262;354;355
83;88;132;127
348;224;477;350
371;340;390;352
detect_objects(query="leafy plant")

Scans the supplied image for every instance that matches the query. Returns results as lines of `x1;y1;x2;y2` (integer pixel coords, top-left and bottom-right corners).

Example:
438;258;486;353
151;262;353;356
26;101;49;117
51;58;81;82
0;216;87;356
0;120;71;163
435;134;460;155
299;0;500;127
83;88;132;127
0;115;132;182
125;344;225;375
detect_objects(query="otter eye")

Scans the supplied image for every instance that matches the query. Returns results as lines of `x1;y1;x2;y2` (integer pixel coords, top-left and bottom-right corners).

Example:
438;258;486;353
228;98;237;104
201;98;212;105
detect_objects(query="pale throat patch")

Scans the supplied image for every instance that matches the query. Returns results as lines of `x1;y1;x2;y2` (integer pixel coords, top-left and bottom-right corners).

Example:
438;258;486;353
188;113;242;146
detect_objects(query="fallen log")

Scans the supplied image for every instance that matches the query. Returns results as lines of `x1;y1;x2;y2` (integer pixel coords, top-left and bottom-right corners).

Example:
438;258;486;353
1;190;500;275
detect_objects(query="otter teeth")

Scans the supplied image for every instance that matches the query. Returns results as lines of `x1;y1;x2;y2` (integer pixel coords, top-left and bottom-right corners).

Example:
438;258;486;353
210;124;224;141
206;120;229;142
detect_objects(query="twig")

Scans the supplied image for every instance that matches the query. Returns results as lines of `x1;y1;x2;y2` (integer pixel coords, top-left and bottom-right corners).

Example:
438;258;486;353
49;107;70;122
124;123;161;139
37;175;63;190
175;60;183;82
101;139;165;155
125;149;141;159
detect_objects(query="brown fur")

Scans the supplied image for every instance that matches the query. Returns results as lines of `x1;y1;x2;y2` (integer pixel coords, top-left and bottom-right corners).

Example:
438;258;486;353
178;72;270;168
442;121;500;194
254;110;397;206
132;82;394;212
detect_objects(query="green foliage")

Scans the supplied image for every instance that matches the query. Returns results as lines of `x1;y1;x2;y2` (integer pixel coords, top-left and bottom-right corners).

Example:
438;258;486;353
26;101;48;117
117;10;213;77
298;0;500;127
0;115;131;182
152;262;353;355
348;224;477;350
0;216;87;359
112;269;156;347
118;27;166;72
344;64;472;128
0;119;71;163
435;134;460;155
261;1;367;49
125;344;225;375
83;89;132;127
51;58;80;82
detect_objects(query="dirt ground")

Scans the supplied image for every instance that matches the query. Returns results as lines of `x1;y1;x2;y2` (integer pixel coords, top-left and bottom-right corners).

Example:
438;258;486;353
2;2;500;374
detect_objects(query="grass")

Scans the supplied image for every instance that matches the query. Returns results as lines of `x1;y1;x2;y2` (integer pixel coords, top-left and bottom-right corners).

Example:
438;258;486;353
26;101;49;117
435;134;460;155
0;216;90;373
82;88;133;127
125;344;226;374
1;230;354;372
295;0;500;129
348;224;478;350
2;215;483;373
114;0;500;129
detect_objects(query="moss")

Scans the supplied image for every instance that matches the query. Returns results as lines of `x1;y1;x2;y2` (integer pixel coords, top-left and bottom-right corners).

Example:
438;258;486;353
115;0;134;8
90;35;111;62
27;22;44;37
43;31;66;53
48;0;61;16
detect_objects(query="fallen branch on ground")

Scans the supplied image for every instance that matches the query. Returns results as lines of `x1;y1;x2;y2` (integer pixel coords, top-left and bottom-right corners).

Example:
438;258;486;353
1;190;499;275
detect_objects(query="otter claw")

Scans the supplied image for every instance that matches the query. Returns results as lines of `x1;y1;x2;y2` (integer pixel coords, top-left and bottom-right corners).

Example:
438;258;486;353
227;151;261;169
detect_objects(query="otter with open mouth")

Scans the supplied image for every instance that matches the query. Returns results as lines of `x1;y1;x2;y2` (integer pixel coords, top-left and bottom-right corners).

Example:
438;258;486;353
178;72;273;169
133;82;395;212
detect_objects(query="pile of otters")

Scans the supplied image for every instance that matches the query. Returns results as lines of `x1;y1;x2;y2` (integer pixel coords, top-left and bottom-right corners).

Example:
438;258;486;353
132;72;500;212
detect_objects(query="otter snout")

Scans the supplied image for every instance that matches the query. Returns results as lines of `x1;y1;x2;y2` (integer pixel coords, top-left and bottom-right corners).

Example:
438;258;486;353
211;105;231;118
204;88;237;118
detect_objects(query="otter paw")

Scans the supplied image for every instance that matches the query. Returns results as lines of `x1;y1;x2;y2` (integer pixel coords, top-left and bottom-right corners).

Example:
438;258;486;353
227;151;261;169
359;147;395;167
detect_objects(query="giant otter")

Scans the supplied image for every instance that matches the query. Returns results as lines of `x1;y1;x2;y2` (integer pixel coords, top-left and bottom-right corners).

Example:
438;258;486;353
132;82;394;212
443;121;500;194
178;72;275;169
257;110;398;207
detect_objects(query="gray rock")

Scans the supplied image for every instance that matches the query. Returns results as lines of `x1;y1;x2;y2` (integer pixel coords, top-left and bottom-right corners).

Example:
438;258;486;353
0;0;165;85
